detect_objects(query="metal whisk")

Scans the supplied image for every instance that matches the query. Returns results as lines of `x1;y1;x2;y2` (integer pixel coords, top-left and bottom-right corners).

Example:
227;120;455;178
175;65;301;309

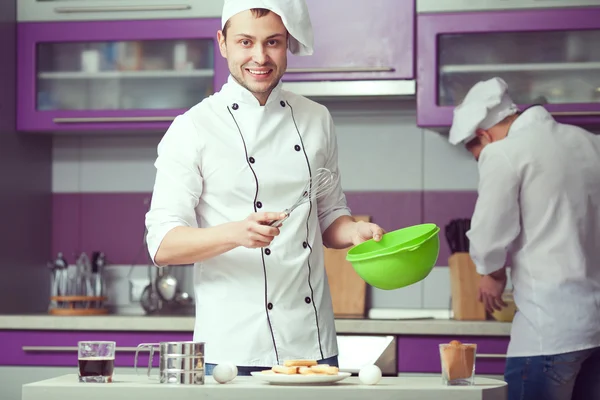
269;167;338;227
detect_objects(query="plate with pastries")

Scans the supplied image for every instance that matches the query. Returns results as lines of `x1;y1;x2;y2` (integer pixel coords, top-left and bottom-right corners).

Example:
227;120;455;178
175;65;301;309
250;359;351;385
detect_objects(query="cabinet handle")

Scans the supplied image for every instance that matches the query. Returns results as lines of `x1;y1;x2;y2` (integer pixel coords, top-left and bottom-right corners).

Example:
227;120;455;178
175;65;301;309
285;67;395;74
53;116;175;123
22;346;147;352
54;5;191;14
476;353;506;359
550;111;600;117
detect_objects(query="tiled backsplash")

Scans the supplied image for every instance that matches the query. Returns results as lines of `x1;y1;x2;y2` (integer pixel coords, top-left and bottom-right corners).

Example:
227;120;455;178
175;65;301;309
51;100;485;311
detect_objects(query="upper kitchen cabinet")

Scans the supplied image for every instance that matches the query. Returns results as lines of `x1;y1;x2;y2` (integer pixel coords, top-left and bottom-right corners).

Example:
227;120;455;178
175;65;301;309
416;6;600;128
18;0;224;21
283;0;415;82
17;19;227;132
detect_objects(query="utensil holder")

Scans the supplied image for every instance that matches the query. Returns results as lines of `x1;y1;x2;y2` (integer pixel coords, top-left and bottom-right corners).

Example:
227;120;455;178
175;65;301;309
48;295;108;315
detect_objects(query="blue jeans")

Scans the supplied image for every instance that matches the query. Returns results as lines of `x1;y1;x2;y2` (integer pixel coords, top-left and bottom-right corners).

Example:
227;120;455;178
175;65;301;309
205;355;339;377
505;346;600;400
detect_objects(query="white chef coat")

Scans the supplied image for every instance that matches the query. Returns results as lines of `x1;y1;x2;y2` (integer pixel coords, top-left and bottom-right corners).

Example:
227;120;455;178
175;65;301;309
145;75;352;367
467;106;600;358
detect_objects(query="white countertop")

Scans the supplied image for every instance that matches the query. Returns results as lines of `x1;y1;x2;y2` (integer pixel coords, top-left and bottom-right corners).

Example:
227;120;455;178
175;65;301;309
22;374;508;400
0;314;511;336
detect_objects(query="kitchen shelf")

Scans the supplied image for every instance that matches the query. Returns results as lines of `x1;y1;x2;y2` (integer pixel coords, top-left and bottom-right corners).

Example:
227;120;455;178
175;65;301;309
37;69;215;79
440;61;600;74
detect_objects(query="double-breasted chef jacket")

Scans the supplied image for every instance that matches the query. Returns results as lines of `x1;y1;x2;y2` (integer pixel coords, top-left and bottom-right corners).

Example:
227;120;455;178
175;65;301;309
466;105;600;358
145;75;352;367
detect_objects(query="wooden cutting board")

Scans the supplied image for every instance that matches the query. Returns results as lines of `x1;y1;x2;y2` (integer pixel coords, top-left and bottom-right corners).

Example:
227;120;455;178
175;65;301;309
323;215;370;318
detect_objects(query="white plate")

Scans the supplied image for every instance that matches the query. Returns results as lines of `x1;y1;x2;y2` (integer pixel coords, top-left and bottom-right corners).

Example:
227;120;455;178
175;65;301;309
250;371;351;385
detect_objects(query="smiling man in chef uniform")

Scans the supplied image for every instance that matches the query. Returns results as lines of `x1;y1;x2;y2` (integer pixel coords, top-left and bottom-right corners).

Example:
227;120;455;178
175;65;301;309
449;77;600;399
144;0;385;376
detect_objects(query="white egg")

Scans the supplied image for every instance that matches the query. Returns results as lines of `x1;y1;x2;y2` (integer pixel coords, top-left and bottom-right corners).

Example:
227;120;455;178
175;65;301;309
212;363;236;384
358;364;382;385
230;363;238;377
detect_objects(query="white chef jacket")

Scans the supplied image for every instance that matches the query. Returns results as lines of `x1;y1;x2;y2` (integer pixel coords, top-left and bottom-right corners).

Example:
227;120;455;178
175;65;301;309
467;106;600;358
145;75;352;367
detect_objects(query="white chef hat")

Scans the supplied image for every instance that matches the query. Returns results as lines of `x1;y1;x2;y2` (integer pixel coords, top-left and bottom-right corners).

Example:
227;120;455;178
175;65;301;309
221;0;314;56
448;77;519;145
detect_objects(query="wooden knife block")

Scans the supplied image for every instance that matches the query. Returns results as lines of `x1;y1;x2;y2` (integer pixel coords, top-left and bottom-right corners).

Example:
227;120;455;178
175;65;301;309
323;215;370;319
448;253;486;321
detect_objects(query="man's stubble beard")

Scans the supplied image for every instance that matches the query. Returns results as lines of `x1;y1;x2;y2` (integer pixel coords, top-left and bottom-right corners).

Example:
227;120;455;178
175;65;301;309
232;69;282;95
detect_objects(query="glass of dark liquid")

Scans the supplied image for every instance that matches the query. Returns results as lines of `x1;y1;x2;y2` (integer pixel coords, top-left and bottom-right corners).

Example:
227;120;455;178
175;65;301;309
78;341;116;383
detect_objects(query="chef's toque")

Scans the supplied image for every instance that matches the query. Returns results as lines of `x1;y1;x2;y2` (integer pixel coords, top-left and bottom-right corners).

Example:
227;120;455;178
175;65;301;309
221;0;314;56
449;77;519;145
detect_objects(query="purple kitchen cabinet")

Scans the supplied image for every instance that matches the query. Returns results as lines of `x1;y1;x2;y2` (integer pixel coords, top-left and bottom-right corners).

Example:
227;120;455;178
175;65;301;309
284;0;414;82
17;19;228;133
0;330;193;367
397;335;509;375
417;7;600;128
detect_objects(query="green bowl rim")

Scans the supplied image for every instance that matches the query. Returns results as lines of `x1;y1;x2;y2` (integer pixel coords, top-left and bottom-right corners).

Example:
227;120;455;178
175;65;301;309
347;223;438;257
375;227;440;258
346;223;439;261
347;226;440;263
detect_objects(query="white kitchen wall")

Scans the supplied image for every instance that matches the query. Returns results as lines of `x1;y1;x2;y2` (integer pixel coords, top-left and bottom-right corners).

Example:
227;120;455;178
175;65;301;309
51;100;482;311
52;101;479;194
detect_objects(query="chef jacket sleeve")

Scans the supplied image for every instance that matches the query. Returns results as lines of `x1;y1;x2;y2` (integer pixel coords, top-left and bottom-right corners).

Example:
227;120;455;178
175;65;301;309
317;111;352;234
145;114;204;265
466;145;521;276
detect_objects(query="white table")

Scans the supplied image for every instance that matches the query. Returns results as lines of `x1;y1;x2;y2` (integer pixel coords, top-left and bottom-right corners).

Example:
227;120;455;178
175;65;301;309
22;374;507;400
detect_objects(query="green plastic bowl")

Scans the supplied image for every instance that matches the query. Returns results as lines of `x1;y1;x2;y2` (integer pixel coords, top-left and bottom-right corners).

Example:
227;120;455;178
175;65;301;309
346;225;440;290
347;223;439;262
